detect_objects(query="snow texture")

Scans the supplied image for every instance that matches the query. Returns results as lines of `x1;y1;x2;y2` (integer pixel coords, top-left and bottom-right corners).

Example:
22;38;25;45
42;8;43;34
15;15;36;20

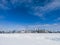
0;33;60;45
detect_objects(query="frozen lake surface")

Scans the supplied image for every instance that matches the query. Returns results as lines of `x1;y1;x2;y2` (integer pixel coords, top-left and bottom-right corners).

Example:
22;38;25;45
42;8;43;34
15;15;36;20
0;33;60;45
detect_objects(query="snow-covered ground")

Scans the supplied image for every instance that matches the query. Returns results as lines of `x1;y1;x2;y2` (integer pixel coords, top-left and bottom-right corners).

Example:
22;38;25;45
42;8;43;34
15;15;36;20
0;33;60;45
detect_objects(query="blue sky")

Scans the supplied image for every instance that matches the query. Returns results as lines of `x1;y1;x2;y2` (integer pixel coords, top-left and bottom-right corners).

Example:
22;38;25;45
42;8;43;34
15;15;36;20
0;0;60;31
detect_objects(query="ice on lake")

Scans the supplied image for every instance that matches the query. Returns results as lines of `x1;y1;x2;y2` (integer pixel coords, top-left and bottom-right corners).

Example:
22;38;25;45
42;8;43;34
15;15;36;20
0;33;60;45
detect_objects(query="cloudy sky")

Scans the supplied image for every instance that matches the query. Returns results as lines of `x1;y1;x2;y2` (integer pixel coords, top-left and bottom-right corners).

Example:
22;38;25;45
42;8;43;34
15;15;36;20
0;0;60;31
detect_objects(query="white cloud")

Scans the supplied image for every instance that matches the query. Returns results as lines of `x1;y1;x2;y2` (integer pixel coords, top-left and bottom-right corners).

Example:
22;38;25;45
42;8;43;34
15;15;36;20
0;0;60;18
0;23;60;31
31;0;60;17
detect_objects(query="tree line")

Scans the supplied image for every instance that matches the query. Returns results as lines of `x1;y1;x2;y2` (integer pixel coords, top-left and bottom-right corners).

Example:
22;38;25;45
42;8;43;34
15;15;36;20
0;29;60;33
